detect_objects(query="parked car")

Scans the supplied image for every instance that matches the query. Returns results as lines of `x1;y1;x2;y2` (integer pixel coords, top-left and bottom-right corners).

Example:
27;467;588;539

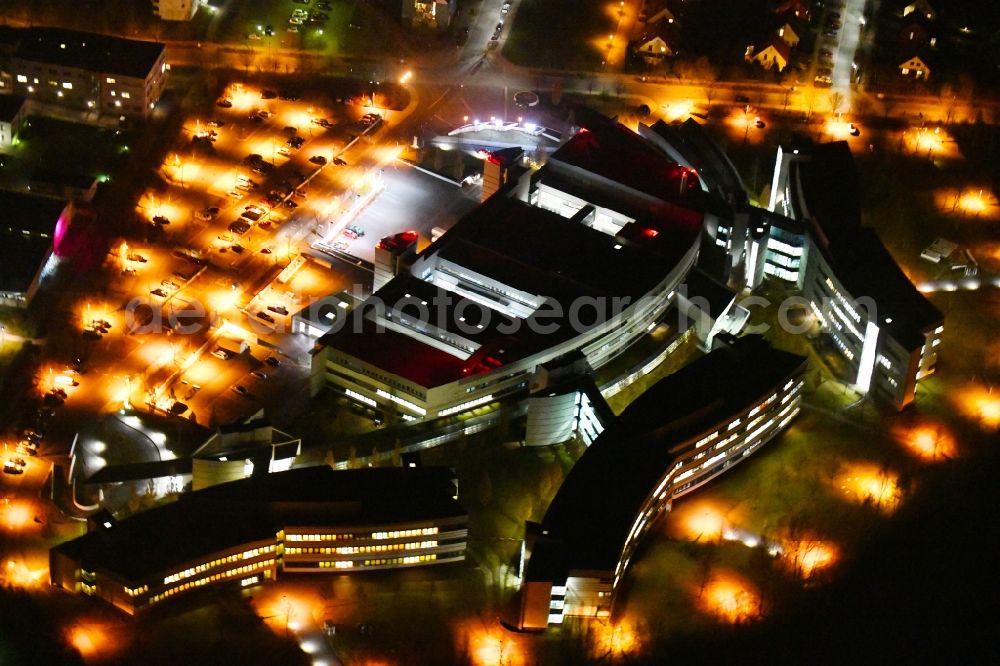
152;215;170;226
196;206;220;221
232;385;250;397
216;98;233;108
151;288;168;298
267;305;289;315
265;356;281;367
3;461;23;475
256;311;275;323
212;348;234;360
309;155;328;165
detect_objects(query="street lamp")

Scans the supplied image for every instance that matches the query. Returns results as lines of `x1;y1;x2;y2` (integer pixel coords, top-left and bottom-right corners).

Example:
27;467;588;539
282;594;292;638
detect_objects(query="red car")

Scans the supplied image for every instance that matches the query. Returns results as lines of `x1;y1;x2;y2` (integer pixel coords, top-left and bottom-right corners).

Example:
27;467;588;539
342;229;358;240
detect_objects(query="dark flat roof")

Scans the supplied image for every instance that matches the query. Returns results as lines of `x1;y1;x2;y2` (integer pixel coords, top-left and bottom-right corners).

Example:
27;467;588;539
324;315;470;388
0;233;50;293
683;268;737;320
0;190;66;235
0;191;65;292
0;95;26;122
322;116;707;389
553;111;703;206
828;229;942;349
793;141;861;241
647;119;749;204
86;459;193;485
526;336;806;580
322;193;701;388
53;466;465;583
13;28;165;79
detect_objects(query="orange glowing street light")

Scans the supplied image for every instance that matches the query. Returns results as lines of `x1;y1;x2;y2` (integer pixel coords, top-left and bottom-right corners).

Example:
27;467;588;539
699;573;761;623
590;617;641;660
834;463;901;512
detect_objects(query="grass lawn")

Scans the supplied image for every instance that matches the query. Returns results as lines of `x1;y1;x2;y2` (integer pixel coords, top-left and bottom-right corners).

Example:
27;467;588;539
215;0;409;58
618;403;909;644
503;0;614;71
0;116;132;190
604;331;703;415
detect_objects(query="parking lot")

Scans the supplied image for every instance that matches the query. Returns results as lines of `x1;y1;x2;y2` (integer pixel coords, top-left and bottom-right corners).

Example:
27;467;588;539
41;79;419;433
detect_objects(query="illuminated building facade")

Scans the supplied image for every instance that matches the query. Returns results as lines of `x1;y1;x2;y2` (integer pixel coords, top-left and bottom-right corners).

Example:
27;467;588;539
765;140;943;409
312;112;708;420
7;28;167;117
50;467;466;614
510;335;807;630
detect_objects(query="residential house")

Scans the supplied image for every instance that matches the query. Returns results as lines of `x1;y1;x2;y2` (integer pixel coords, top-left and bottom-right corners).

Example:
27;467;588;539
747;35;791;71
899;53;931;80
775;19;803;48
633;24;678;64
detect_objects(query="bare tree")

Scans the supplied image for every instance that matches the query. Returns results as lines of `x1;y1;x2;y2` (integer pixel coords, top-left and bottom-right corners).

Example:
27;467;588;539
828;91;845;116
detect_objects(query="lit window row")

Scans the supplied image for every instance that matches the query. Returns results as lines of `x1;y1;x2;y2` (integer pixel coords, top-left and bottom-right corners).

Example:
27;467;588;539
286;533;354;542
288;541;438;556
286;526;439;543
319;560;355;569
363;554;438;567
346;389;377;407
125;584;148;597
372;527;438;540
163;545;275;585
152;559;275;604
375;389;427;415
439;394;494;417
694;431;718;448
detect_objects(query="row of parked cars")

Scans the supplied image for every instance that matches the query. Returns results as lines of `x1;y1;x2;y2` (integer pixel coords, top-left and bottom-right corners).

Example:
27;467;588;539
4;359;83;474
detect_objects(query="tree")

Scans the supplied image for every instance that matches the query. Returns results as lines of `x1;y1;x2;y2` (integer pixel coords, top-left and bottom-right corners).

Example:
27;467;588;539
828;91;845;117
